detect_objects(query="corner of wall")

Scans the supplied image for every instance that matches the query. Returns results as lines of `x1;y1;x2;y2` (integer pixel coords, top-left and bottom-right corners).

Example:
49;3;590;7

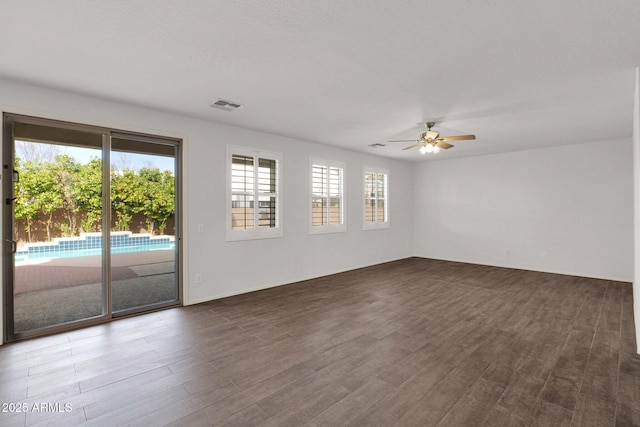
633;67;640;354
0;112;3;345
411;160;425;257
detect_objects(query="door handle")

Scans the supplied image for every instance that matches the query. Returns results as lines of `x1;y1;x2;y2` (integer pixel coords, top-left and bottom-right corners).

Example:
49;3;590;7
6;239;16;254
5;197;16;205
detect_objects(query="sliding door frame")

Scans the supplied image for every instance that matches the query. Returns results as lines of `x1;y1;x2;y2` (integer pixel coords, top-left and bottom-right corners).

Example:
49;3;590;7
109;129;184;319
2;113;183;342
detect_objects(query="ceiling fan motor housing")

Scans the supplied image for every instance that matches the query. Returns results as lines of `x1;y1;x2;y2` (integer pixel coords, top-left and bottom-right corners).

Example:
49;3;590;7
422;130;439;141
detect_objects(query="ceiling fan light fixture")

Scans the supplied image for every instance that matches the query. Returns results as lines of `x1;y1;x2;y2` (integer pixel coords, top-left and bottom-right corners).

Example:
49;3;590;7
425;130;439;140
394;122;475;155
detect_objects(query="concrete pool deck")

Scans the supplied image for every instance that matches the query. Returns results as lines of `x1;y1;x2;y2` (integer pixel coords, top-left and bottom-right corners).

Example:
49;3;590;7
15;250;175;293
11;249;178;333
17;248;175;267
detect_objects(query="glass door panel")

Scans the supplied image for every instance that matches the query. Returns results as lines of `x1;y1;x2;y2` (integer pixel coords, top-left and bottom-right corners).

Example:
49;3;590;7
6;120;108;337
3;115;181;342
110;135;178;314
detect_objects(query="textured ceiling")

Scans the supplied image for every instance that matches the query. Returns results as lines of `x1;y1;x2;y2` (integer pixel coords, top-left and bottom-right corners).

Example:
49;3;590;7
1;0;639;161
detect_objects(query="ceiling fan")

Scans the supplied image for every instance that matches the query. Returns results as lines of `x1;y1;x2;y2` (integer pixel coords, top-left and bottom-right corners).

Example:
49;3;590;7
390;122;475;155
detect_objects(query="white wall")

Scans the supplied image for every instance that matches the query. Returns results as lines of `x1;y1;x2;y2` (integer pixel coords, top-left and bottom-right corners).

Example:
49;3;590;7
1;77;636;348
185;126;414;303
413;140;634;282
0;79;414;342
633;67;640;352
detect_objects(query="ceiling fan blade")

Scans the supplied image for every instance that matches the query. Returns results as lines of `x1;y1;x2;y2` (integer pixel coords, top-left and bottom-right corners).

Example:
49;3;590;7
402;143;421;150
436;141;454;149
438;134;476;142
389;139;418;142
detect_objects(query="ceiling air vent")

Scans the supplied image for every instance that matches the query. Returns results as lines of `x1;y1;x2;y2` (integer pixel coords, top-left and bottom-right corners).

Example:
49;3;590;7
211;99;243;112
368;143;386;148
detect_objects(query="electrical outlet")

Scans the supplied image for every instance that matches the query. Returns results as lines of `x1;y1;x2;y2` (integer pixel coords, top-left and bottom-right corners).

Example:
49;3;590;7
195;274;202;284
542;251;549;259
197;224;204;233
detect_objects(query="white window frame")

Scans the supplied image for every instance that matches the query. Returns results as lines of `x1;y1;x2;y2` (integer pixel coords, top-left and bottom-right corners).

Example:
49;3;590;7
226;145;283;241
363;167;389;230
309;158;346;234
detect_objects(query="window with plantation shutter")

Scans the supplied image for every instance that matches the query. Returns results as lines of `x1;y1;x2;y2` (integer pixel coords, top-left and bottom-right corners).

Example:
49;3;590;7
227;146;282;240
310;158;345;233
363;167;389;230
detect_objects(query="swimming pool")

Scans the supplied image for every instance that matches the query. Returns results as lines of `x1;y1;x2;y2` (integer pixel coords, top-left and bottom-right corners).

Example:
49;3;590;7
15;233;175;264
15;242;175;263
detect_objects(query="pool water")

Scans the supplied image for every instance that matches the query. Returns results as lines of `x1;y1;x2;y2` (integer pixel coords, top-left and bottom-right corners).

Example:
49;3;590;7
15;242;175;263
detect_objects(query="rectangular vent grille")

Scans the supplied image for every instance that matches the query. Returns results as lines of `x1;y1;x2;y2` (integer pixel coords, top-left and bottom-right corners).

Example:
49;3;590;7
211;99;243;111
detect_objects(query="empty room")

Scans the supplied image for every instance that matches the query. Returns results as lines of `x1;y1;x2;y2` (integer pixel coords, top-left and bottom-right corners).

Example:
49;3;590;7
1;1;640;426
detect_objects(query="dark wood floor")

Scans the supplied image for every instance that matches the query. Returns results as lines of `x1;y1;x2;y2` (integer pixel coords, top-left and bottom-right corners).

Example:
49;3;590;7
1;257;639;426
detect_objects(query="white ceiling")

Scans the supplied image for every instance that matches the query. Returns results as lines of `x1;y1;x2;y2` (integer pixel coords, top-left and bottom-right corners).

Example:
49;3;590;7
1;0;639;161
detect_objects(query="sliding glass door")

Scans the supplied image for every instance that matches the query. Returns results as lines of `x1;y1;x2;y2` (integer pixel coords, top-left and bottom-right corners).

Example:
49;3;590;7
6;120;108;336
3;114;181;341
110;134;179;315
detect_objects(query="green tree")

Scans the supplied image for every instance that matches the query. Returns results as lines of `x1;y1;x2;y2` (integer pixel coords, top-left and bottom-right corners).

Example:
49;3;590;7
110;169;145;231
14;158;63;242
75;158;103;232
139;168;174;235
15;152;175;241
52;154;81;236
14;158;39;243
